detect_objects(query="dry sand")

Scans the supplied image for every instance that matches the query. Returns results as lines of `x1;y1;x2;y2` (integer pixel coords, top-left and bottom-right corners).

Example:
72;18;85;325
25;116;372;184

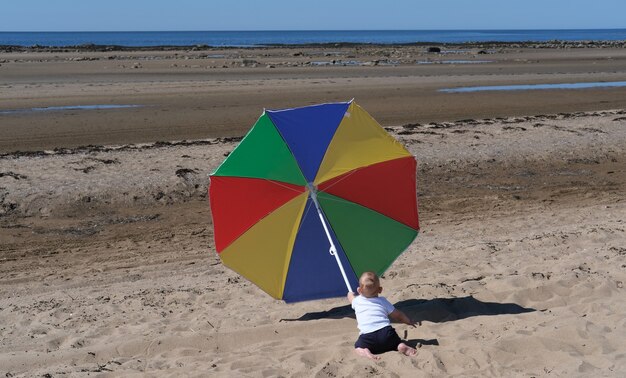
1;45;626;377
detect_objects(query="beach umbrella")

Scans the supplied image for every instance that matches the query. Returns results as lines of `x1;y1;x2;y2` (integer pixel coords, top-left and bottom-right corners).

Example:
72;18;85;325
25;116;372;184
209;100;419;302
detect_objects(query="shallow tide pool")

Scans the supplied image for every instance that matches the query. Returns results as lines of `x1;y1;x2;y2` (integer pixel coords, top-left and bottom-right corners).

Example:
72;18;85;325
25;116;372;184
439;81;626;93
417;60;493;65
0;104;143;114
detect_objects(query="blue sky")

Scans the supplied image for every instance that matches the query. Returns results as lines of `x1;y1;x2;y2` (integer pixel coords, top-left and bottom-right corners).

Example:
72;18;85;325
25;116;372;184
1;0;625;31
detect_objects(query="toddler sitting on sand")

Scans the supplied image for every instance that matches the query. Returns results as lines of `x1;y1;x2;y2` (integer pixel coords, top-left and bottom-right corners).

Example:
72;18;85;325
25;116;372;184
348;271;418;360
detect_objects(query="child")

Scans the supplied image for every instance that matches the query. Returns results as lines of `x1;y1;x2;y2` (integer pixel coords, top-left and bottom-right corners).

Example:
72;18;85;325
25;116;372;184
347;271;418;360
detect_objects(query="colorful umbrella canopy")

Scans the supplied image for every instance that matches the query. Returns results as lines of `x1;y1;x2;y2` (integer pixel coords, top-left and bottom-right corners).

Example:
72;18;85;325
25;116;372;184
209;100;419;303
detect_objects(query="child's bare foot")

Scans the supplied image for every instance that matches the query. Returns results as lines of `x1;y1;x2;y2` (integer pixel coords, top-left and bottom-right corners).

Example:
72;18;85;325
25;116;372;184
355;347;380;360
397;343;417;356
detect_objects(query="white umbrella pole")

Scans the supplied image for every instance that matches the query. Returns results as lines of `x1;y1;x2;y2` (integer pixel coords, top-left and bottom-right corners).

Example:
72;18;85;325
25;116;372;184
307;184;353;293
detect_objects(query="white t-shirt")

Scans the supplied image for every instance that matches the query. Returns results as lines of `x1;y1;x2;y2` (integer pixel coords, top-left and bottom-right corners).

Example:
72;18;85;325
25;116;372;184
351;295;395;334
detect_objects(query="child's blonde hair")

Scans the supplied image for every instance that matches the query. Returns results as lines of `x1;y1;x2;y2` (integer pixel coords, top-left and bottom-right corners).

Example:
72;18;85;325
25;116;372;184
359;271;380;297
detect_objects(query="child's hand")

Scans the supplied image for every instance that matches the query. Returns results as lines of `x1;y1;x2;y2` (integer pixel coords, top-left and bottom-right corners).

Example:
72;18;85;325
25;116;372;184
407;319;421;327
390;309;418;326
347;291;356;303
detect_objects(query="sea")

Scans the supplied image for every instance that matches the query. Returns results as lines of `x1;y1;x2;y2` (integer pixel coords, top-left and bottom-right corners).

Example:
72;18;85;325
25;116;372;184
1;29;626;47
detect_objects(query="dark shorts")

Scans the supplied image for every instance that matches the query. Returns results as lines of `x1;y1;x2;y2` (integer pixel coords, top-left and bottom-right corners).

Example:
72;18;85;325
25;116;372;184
354;325;402;354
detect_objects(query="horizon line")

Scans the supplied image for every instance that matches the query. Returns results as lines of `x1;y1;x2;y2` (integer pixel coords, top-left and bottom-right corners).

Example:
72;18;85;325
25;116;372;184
2;28;626;33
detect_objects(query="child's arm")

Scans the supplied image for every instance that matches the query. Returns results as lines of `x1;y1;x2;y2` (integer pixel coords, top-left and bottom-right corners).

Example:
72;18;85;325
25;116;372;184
389;309;420;327
347;291;356;304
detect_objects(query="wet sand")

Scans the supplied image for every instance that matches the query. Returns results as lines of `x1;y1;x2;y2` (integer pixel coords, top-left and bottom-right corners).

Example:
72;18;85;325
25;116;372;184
2;46;626;152
1;45;625;377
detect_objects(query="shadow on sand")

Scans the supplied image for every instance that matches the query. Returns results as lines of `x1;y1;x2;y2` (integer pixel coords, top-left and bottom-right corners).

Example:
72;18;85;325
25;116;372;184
280;295;535;324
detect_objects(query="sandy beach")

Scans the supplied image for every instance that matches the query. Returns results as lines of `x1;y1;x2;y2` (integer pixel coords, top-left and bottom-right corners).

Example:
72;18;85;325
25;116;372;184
2;44;626;152
1;44;625;377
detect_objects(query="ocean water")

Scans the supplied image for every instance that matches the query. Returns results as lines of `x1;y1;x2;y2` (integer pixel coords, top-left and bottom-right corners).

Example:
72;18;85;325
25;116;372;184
1;29;626;47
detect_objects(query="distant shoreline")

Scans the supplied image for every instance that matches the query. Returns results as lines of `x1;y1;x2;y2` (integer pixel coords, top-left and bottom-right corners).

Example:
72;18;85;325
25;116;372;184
2;40;626;52
2;29;626;49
